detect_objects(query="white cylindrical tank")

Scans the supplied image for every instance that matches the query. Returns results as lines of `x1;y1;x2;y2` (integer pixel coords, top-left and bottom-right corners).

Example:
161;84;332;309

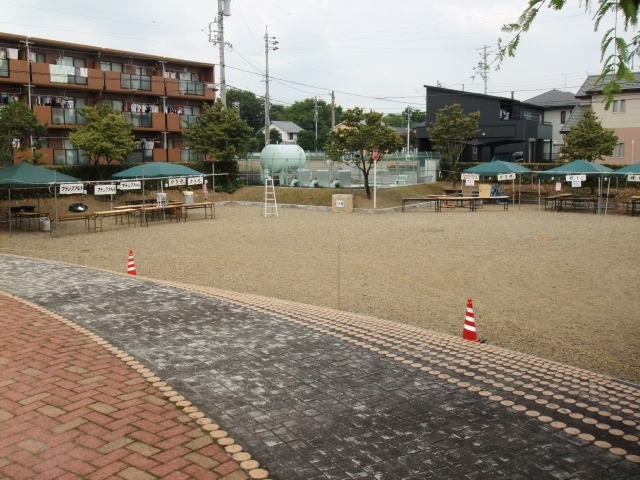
260;145;307;185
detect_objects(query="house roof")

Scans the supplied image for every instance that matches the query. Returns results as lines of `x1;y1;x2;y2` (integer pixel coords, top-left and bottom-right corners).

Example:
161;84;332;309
576;73;640;97
270;121;304;133
525;89;579;108
424;85;546;110
559;105;588;134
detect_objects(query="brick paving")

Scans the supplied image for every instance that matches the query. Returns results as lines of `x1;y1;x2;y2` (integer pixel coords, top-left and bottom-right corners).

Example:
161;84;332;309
1;254;640;479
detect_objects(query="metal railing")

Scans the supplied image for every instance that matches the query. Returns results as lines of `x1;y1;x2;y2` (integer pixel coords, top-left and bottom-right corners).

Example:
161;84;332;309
52;108;86;125
53;149;90;165
180;149;204;161
0;59;8;77
179;115;198;129
123;112;152;128
121;74;151;91
178;80;204;96
127;149;154;163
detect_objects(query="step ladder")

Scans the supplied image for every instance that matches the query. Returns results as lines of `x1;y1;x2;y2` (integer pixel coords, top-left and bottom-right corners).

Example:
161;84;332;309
263;177;279;218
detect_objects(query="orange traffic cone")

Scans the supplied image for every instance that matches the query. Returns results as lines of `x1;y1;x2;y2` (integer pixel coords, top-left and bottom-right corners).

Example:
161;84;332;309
127;250;137;276
462;298;483;342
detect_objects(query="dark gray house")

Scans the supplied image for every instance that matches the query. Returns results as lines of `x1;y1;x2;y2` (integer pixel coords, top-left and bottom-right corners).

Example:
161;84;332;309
416;86;554;162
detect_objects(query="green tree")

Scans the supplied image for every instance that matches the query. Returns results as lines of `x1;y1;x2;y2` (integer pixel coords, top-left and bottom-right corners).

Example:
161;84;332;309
69;104;137;176
559;108;618;162
427;104;480;186
498;0;638;107
326;107;403;199
382;107;426;128
183;101;253;162
254;128;282;151
227;88;264;132
0;102;46;166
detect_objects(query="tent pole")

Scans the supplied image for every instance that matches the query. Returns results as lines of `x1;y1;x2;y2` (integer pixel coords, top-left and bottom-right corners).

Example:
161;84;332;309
142;165;146;227
538;177;541;212
518;174;521;210
597;176;601;215
212;163;216;220
605;177;610;215
512;178;515;207
54;170;59;238
8;189;11;237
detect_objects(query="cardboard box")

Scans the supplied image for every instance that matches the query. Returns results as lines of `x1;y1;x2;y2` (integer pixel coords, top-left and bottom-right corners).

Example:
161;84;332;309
332;194;353;213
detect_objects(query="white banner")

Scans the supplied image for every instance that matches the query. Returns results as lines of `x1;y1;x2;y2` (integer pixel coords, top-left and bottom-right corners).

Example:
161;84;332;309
566;174;587;182
59;183;84;195
118;181;141;190
168;177;186;187
94;184;117;195
571;180;582;188
465;178;475;186
497;173;516;181
627;174;640;182
187;176;204;185
461;173;479;181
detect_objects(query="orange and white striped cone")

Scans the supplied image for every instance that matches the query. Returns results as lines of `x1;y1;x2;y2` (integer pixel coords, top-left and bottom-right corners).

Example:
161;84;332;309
462;298;482;342
127;250;137;276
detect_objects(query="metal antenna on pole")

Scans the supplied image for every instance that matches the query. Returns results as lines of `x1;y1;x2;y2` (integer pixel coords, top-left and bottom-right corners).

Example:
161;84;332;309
264;26;278;145
472;45;489;95
208;0;232;106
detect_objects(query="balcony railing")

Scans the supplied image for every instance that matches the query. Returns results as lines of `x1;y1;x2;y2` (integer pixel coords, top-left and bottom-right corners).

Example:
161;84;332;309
121;74;151;91
178;80;204;96
127;149;154;163
123;112;152;128
179;115;198;129
52;108;86;125
0;59;8;77
181;149;204;161
53;149;90;165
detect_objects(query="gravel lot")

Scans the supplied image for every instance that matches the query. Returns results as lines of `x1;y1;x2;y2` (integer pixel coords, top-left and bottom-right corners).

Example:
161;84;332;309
2;197;639;382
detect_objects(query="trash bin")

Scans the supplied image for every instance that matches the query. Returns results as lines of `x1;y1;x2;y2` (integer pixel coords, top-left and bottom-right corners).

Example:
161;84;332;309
39;217;50;232
183;191;194;205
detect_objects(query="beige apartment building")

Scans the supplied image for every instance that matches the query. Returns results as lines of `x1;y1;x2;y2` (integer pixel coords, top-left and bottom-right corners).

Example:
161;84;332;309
0;33;216;164
563;74;640;165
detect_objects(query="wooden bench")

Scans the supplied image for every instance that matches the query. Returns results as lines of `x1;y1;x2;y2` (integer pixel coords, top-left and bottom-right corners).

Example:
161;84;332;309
435;196;509;212
181;202;214;221
139;205;183;226
90;209;138;232
49;213;94;236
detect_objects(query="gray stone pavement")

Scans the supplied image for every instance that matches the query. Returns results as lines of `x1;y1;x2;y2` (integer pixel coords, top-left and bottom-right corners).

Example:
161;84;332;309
1;254;639;480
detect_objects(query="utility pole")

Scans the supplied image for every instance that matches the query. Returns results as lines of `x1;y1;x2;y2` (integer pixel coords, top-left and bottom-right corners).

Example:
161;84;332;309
208;0;231;106
21;37;34;162
264;26;278;145
331;91;335;131
473;45;489;95
314;96;318;153
406;107;411;155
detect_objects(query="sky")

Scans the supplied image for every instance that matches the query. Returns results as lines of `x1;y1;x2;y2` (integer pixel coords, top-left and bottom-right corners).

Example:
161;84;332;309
0;0;608;114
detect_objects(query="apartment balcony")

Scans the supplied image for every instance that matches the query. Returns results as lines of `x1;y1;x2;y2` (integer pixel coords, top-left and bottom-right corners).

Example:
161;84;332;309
51;107;86;126
165;78;214;100
122;112;166;130
104;71;164;95
30;62;103;90
0;58;29;85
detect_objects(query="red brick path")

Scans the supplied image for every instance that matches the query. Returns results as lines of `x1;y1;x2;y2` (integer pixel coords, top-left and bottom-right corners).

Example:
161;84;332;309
0;294;249;480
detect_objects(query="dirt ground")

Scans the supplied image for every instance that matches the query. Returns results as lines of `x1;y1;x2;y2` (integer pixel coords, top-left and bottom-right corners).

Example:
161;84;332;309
2;191;640;383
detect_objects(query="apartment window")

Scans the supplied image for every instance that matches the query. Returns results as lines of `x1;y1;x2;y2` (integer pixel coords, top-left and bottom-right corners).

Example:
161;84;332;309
120;73;151;91
620;100;626;113
167;139;175;148
179;115;198;129
51;97;87;125
123;112;152;128
560;111;566;124
100;61;122;72
164;71;201;82
53;149;90;165
56;56;88;85
101;100;123;111
134;66;148;76
612;100;618;113
0;59;7;78
618;143;625;158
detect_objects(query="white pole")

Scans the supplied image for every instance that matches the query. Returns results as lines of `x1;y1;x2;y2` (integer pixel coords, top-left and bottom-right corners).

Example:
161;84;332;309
212;163;216;219
373;158;377;209
538;177;541;211
8;189;11;237
54;170;59;238
632;140;635;164
605;176;610;215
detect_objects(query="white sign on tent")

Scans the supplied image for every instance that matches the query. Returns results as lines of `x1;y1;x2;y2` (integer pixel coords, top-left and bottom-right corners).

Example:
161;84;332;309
461;173;479;181
168;177;186;187
566;174;587;182
118;181;141;190
94;184;116;195
187;176;204;185
59;183;84;195
571;180;582;188
628;174;640;182
497;173;516;181
465;178;475;186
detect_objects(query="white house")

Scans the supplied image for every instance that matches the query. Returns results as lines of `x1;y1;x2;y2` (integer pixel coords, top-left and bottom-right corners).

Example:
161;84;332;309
258;121;304;144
